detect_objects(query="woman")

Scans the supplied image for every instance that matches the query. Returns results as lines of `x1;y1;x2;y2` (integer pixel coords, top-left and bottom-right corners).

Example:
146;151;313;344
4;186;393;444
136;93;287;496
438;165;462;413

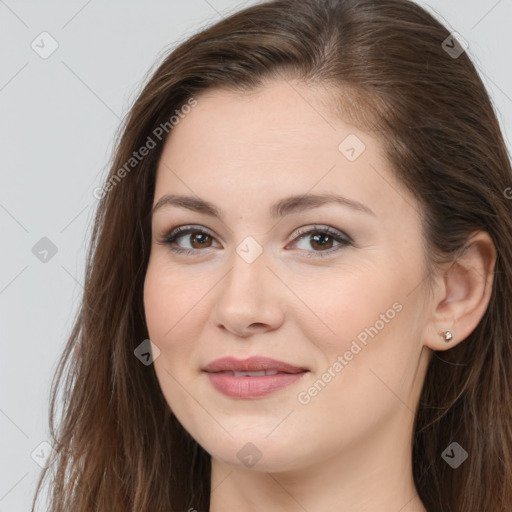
31;0;512;511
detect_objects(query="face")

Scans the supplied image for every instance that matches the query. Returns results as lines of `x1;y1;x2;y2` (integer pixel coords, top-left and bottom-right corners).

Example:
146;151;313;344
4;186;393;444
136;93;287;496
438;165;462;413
143;80;433;473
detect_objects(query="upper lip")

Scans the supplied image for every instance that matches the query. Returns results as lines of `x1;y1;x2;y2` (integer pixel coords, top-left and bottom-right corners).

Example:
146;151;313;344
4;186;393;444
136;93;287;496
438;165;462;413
202;356;307;374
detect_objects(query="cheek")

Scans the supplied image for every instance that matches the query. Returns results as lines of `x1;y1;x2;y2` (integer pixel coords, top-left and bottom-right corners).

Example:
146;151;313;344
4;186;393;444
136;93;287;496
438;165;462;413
143;257;205;344
298;264;422;409
143;261;204;412
294;264;405;355
143;257;216;412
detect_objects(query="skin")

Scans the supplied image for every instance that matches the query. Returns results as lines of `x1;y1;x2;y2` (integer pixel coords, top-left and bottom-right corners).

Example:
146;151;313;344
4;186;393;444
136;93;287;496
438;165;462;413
143;79;496;512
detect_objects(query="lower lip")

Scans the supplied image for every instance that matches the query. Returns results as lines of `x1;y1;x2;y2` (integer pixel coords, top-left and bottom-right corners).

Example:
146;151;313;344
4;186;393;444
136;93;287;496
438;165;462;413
206;372;306;399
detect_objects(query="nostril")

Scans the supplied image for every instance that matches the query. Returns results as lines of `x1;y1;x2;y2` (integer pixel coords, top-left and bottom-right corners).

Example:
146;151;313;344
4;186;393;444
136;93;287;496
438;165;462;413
248;322;266;329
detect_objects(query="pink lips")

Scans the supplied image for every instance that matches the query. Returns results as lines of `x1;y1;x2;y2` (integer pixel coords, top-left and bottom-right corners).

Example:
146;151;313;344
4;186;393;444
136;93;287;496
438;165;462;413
202;356;308;399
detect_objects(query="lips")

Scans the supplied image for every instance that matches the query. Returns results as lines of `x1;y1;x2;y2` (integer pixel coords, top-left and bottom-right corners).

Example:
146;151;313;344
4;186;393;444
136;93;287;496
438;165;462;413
202;356;308;399
202;356;307;374
218;369;280;377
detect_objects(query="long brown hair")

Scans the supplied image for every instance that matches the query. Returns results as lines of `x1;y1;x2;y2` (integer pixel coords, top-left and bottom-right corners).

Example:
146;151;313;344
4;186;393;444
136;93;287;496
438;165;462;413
31;1;512;510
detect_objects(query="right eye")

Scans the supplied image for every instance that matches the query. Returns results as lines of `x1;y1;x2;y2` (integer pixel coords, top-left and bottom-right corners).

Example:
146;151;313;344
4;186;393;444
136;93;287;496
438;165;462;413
159;225;221;255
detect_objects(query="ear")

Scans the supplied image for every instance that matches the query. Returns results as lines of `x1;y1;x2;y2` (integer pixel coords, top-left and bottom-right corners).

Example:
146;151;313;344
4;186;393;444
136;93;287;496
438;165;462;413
423;231;496;351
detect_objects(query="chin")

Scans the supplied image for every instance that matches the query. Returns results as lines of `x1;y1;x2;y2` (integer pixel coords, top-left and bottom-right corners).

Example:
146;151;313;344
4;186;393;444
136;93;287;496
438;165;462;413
193;428;310;473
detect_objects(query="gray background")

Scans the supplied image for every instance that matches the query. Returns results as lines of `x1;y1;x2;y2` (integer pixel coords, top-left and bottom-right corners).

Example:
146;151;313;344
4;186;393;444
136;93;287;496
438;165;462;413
1;1;511;510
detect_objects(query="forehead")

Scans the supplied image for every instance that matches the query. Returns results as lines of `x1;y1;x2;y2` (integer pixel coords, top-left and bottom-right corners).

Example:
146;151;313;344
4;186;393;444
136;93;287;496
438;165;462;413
169;81;352;154
154;80;415;224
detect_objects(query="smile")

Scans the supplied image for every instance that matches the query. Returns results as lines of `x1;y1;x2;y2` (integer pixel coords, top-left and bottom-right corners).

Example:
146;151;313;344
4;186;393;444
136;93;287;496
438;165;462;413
202;356;309;399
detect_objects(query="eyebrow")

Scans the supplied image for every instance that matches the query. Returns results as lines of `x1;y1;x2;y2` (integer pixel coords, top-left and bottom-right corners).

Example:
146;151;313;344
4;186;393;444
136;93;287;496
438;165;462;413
150;192;375;220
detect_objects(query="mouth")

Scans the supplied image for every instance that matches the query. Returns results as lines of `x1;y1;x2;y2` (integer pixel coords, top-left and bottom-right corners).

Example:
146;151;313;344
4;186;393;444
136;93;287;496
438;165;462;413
213;369;286;377
202;356;309;399
202;356;308;374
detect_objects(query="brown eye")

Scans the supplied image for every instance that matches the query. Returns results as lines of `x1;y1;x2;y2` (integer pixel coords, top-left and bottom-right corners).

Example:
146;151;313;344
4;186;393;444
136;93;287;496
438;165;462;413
289;226;352;258
161;224;351;258
162;226;220;255
187;232;213;249
309;232;335;251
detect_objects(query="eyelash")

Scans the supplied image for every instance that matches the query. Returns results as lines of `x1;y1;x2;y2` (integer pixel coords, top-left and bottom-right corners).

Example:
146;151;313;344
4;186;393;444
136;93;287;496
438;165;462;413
158;224;352;259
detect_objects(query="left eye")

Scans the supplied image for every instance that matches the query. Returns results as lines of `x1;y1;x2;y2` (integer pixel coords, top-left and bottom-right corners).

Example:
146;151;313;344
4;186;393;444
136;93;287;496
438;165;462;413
290;227;351;255
160;225;352;257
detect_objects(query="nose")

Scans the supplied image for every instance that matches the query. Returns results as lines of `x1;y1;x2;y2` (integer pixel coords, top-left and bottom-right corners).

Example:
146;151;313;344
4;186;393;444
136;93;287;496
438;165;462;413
212;247;286;338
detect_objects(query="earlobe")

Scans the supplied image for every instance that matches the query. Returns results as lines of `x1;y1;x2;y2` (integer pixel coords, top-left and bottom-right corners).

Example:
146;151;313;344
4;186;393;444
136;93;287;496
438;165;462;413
423;231;496;351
